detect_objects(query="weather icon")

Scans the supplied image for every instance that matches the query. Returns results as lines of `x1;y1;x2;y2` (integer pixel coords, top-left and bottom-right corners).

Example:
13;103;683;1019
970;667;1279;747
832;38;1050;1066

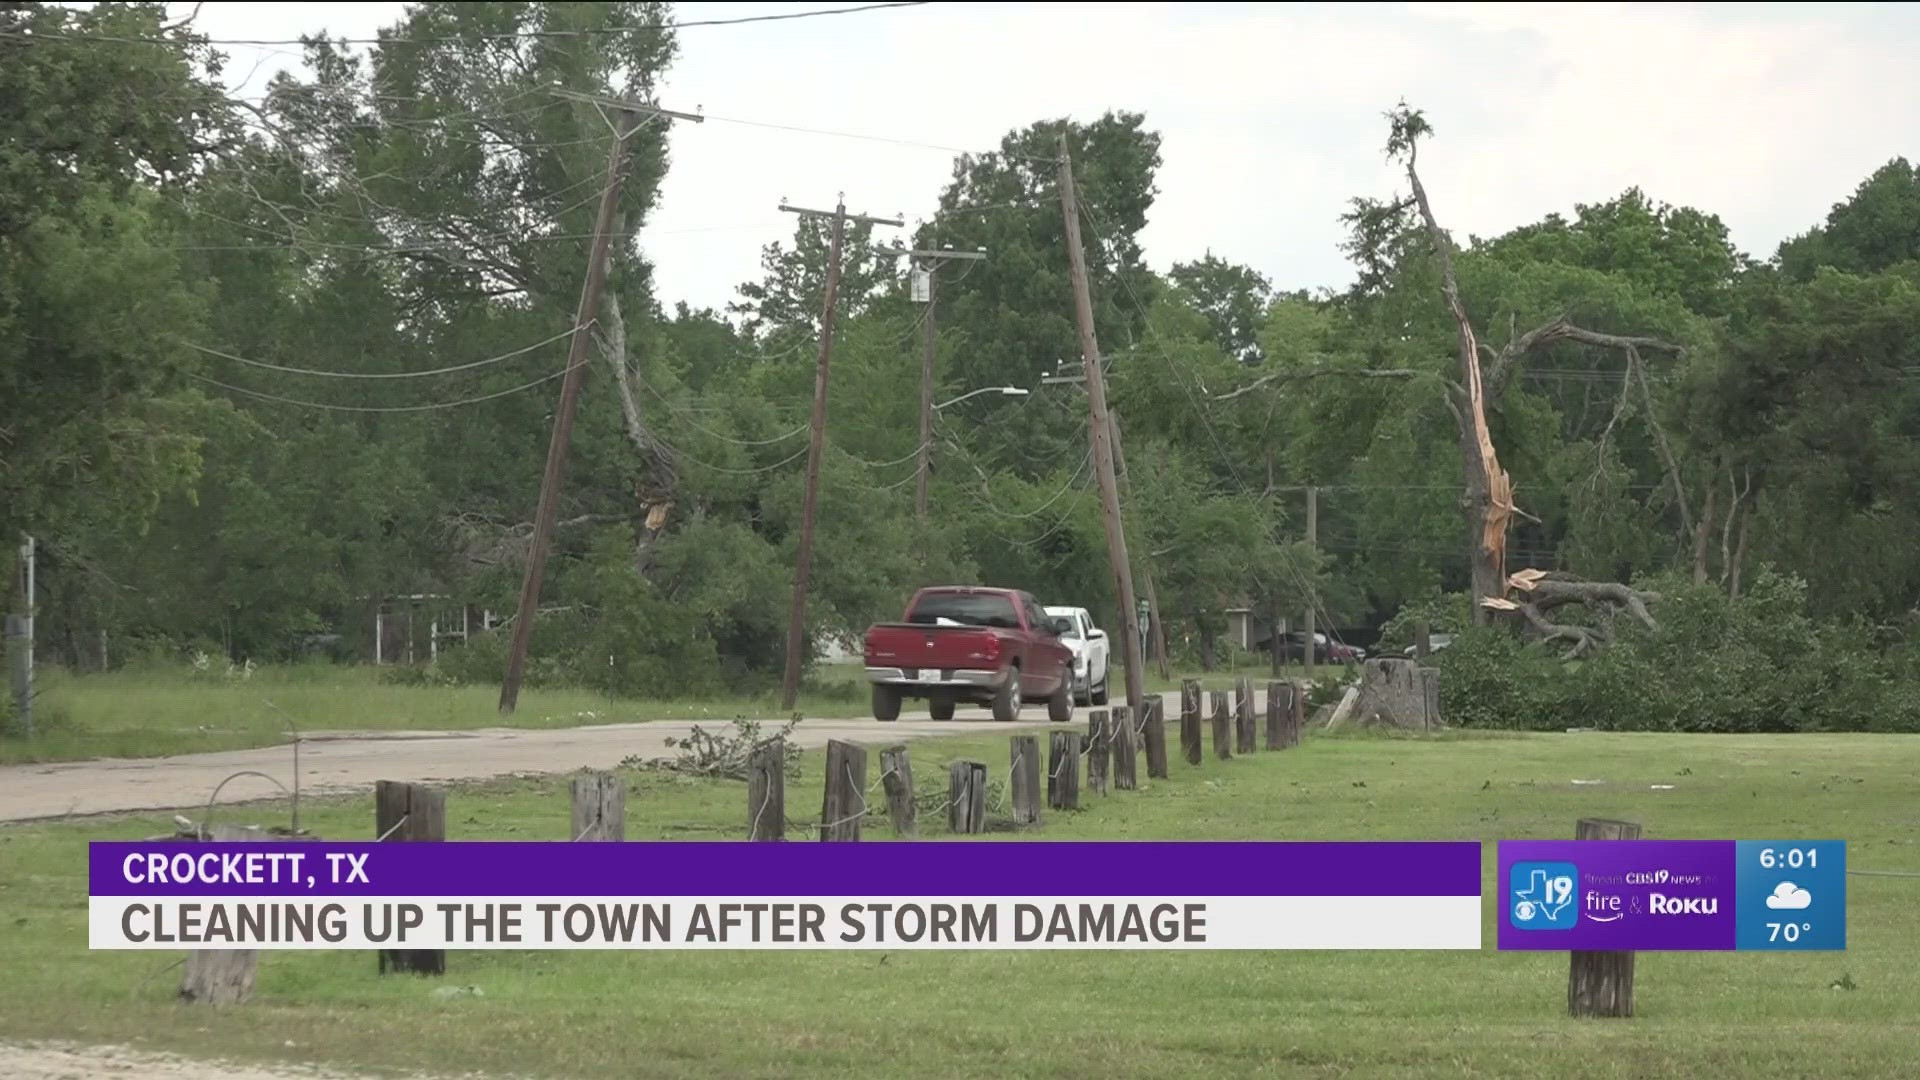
1765;882;1813;910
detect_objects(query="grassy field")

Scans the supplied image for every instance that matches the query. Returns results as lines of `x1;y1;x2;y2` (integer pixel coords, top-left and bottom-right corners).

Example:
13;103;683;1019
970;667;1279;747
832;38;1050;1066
1;727;1915;1078
2;663;876;765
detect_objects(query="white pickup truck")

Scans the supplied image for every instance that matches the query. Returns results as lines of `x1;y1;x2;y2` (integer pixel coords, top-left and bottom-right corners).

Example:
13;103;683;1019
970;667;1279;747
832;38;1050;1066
1044;605;1110;706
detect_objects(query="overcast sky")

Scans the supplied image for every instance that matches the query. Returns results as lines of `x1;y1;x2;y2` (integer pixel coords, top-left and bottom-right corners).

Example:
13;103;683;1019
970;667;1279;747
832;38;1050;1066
171;1;1920;313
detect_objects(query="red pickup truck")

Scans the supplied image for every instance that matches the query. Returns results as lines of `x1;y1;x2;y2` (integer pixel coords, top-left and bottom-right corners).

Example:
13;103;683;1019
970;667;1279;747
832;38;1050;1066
863;586;1076;723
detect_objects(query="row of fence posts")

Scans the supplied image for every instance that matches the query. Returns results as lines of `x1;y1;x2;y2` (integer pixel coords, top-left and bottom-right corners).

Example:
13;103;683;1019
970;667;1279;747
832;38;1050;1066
183;682;1640;1022
752;678;1306;845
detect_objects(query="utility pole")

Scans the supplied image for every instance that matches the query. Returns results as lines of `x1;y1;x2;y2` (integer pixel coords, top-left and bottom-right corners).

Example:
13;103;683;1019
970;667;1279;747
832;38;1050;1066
905;248;986;522
1058;138;1148;718
1108;411;1170;680
498;95;703;715
7;534;32;736
1303;484;1319;682
779;199;905;712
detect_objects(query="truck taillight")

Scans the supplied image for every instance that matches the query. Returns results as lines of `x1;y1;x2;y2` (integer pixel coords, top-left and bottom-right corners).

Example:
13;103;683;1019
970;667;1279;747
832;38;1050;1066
982;636;1001;660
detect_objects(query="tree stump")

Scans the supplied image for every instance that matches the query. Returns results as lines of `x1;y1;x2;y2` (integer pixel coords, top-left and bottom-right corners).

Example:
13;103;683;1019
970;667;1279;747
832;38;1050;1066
1010;735;1043;825
1346;658;1443;730
880;745;917;837
180;826;264;1005
1569;818;1642;1018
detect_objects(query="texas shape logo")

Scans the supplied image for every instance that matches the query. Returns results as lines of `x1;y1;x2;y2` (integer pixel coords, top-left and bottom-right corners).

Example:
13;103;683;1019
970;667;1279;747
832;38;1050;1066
1510;861;1579;930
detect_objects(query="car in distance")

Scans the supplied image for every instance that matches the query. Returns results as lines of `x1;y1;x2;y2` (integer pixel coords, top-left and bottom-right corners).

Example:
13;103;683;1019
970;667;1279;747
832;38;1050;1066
1269;630;1366;664
863;587;1076;724
1043;605;1110;706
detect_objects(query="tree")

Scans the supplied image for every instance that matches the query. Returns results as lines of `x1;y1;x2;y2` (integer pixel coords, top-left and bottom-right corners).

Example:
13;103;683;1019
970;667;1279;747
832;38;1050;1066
915;113;1162;477
1778;159;1920;279
1168;254;1273;364
0;2;235;558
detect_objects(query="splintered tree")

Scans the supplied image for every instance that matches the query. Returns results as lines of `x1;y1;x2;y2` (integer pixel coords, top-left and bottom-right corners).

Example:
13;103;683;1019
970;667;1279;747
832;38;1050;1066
1383;105;1673;650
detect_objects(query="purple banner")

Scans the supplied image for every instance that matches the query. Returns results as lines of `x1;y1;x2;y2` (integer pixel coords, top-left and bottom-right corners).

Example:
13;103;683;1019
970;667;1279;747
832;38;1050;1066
1498;840;1735;951
91;841;1481;898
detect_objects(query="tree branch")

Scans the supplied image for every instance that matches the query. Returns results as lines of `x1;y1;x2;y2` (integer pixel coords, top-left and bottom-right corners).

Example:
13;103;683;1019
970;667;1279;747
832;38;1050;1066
1210;366;1457;403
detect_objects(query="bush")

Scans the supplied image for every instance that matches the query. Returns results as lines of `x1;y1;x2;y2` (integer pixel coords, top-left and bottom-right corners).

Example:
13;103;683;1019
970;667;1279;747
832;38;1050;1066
1413;569;1920;733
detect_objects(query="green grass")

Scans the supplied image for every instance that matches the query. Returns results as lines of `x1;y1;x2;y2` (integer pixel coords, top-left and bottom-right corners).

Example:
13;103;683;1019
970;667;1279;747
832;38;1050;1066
3;663;871;765
2;728;1916;1078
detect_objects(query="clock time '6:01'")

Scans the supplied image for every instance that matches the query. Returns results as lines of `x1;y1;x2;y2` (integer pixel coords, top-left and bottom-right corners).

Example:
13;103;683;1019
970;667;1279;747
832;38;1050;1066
1759;847;1818;870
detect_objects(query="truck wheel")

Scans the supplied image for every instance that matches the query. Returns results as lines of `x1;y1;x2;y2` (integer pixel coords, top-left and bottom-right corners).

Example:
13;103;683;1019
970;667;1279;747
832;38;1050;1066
991;674;1021;723
1091;673;1109;706
1047;680;1073;723
929;697;955;721
872;685;902;722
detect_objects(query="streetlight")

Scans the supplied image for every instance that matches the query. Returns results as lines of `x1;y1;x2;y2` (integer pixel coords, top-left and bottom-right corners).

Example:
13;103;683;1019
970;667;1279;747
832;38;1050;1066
916;387;1028;524
935;386;1029;410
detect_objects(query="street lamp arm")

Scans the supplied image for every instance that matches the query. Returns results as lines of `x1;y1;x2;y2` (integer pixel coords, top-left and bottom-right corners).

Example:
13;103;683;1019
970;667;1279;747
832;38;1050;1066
934;386;1029;410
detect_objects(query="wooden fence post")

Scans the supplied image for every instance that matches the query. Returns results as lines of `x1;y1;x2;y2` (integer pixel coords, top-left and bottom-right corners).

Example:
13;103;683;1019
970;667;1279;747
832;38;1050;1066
1111;704;1138;790
1569;817;1643;1018
880;745;917;837
1085;712;1110;796
1265;681;1288;750
1290;676;1305;745
1010;735;1043;825
747;738;786;841
375;780;445;976
1234;677;1256;753
1180;680;1203;766
819;739;868;842
570;772;625;841
1048;730;1081;810
949;760;987;834
1210;690;1233;760
181;825;264;1004
1142;696;1169;779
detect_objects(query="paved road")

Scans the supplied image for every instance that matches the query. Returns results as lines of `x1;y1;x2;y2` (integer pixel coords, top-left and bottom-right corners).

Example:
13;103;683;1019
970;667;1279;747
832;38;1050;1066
0;692;1223;823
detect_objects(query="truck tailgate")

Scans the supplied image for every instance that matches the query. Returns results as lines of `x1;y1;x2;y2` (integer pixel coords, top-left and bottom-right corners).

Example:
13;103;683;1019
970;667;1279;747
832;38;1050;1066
865;623;1002;674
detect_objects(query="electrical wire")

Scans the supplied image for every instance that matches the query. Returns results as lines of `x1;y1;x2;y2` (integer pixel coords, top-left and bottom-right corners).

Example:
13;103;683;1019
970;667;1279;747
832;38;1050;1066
186;358;587;413
182;329;575;379
1078;199;1353;648
0;4;933;48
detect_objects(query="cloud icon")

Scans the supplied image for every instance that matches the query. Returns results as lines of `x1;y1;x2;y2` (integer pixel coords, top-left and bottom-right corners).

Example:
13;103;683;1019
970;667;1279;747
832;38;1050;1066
1766;882;1812;910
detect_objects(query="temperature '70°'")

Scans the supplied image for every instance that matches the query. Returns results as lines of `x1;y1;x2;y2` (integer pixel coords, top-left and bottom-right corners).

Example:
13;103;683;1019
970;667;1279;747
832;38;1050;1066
1767;922;1812;943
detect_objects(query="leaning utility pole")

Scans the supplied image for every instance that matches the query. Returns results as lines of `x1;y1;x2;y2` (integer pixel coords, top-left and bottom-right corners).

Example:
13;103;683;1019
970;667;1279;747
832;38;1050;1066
1108;412;1170;680
779;199;905;712
906;248;986;521
1303;484;1319;682
498;94;703;715
1058;138;1147;718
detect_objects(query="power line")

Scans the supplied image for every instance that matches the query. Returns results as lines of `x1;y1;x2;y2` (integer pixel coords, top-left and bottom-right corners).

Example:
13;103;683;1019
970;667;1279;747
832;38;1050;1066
0;4;932;48
186;358;587;413
182;329;574;379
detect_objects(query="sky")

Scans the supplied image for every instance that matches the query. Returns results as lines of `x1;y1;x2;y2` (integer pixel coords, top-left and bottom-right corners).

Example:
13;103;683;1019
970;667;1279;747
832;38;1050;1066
166;1;1920;313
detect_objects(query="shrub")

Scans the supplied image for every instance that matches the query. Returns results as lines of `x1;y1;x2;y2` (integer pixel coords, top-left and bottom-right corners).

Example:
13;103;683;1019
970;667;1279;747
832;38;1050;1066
1412;569;1920;733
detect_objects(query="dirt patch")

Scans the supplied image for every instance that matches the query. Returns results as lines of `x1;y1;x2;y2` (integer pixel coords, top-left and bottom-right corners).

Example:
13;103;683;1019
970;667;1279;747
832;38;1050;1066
0;1041;466;1080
